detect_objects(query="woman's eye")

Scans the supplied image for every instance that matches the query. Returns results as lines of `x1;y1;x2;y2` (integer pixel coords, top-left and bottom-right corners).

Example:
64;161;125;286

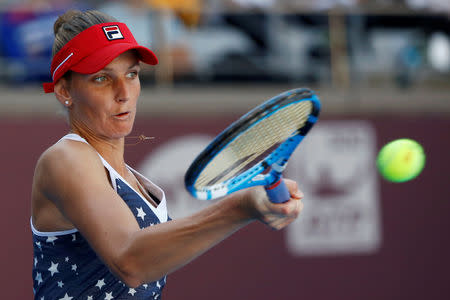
127;71;138;79
94;76;107;82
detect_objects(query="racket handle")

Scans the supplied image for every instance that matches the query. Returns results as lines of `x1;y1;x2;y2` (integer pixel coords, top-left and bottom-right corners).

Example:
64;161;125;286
265;178;290;203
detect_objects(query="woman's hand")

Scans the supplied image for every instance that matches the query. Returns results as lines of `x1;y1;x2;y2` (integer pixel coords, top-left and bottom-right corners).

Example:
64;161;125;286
239;179;304;230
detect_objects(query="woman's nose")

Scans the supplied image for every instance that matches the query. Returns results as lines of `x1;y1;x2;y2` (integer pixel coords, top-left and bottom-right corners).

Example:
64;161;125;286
114;78;130;102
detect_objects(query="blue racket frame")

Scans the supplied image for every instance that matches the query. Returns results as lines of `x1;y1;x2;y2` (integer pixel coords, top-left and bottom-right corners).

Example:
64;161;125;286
185;88;321;202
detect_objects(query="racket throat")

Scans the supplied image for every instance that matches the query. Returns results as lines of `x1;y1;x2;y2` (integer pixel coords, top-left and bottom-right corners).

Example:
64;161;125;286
263;161;287;186
271;160;288;174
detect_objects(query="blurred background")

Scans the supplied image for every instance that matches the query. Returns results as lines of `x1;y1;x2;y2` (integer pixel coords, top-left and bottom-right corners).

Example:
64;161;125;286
0;0;449;299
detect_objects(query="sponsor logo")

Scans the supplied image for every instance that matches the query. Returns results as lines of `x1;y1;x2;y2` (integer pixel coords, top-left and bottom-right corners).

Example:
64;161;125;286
102;25;124;41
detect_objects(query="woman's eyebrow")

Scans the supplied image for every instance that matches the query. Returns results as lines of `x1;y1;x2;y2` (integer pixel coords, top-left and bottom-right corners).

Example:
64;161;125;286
125;62;140;70
102;62;140;72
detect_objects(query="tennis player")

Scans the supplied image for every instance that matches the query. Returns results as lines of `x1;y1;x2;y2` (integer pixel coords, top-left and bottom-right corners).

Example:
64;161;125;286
31;10;304;300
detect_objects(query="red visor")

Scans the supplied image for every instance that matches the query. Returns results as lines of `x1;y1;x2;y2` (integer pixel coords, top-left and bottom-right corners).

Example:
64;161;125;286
43;22;158;93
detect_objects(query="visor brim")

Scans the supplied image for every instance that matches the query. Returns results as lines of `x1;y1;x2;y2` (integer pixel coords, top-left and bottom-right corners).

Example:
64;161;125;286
71;43;158;74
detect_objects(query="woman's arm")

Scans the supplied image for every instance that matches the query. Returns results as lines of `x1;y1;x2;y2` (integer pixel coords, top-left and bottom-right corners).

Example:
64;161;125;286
35;140;303;288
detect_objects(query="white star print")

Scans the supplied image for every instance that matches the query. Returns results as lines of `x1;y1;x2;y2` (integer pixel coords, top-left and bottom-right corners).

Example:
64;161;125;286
143;283;148;289
72;234;76;242
57;281;64;288
46;236;58;245
156;281;161;289
65;257;69;262
136;207;146;221
128;288;136;296
87;296;93;300
41;297;45;300
35;241;42;250
35;272;43;285
71;264;77;271
104;292;114;300
48;261;59;276
96;279;106;289
59;293;73;300
154;294;159;299
34;257;38;267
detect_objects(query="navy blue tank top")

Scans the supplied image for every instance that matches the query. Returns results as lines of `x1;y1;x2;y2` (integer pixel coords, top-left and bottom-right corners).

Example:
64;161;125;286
31;134;170;299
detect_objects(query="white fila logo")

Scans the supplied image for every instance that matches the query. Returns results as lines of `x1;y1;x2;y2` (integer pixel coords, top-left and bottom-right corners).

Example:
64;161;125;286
102;25;124;41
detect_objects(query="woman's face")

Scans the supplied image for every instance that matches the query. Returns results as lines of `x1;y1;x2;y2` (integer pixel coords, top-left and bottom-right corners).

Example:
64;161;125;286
67;50;141;140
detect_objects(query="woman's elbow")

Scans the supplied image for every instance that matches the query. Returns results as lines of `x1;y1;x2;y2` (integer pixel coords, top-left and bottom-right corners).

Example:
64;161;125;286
112;253;163;288
112;256;143;288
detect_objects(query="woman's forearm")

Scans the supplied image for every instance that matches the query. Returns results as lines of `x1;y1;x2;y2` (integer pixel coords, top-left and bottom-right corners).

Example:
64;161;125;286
117;192;254;287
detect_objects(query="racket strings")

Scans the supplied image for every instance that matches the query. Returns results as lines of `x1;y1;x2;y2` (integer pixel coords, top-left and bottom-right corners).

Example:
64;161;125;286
195;101;313;188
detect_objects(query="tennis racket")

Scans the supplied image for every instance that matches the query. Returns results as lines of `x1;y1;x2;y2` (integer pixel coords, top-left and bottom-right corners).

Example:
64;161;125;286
184;88;321;203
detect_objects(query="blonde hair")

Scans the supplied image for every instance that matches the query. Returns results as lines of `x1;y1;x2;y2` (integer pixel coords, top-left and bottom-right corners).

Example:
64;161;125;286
52;10;118;58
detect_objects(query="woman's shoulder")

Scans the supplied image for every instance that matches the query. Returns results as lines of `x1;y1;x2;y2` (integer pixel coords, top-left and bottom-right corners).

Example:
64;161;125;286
36;137;103;181
42;137;96;162
32;137;108;207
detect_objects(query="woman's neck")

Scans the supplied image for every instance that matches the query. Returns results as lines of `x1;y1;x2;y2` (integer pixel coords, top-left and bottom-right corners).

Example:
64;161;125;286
70;128;128;177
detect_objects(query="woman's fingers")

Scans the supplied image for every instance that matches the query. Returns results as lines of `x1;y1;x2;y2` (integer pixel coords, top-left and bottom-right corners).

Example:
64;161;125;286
245;178;305;230
262;198;304;230
284;178;304;200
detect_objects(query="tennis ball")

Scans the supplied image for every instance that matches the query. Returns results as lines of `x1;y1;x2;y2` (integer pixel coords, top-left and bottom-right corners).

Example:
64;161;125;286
376;139;425;183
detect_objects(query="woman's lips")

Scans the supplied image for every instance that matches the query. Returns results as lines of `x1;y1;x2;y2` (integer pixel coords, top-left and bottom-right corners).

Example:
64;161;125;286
114;112;130;119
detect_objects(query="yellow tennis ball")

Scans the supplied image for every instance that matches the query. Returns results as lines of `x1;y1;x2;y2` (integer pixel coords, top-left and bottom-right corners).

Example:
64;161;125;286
376;139;426;183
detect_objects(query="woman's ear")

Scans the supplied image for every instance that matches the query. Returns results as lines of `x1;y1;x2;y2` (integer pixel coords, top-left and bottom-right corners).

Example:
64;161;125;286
54;78;72;107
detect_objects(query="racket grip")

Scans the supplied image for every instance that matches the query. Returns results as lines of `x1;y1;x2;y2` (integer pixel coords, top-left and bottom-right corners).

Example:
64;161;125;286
265;178;290;203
